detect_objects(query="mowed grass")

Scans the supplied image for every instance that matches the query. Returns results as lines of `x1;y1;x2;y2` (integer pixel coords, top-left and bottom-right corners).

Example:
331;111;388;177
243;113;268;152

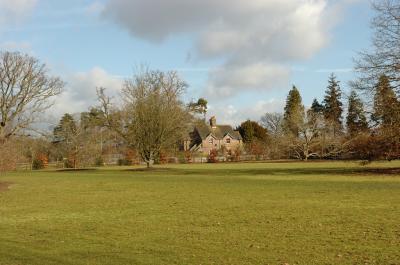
1;161;400;265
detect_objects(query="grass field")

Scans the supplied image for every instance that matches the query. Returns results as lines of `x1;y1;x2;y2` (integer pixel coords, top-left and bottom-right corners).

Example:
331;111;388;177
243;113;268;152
1;161;400;265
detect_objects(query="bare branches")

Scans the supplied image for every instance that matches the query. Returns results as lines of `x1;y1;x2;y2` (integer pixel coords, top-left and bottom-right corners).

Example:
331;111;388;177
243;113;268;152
354;0;400;94
97;70;190;167
0;51;64;141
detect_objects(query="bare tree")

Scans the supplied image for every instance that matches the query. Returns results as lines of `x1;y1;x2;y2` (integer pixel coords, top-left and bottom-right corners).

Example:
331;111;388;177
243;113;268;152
354;0;400;95
289;110;324;161
98;69;191;168
260;112;284;137
0;51;64;142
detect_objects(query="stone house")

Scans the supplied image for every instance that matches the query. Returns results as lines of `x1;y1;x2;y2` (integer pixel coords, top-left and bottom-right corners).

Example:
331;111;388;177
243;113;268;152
184;116;243;155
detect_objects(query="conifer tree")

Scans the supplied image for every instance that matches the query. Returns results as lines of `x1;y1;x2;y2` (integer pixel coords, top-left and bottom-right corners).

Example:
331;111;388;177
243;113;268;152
346;90;368;137
323;74;343;136
372;75;399;128
283;86;304;136
310;98;324;114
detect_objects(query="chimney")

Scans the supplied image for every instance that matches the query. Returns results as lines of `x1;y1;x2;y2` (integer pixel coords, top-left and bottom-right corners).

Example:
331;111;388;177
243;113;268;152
210;116;217;128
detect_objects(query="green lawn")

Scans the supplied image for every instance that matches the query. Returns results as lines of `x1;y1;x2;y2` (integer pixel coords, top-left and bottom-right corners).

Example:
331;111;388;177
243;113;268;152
1;161;400;265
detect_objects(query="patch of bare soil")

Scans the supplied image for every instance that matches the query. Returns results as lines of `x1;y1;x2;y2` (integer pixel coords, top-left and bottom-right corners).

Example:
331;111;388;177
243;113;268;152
0;182;12;192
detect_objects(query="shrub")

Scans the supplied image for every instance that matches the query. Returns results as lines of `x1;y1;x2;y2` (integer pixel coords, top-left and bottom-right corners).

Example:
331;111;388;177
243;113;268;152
32;159;45;170
63;159;74;168
95;157;104;167
117;159;132;166
207;149;218;163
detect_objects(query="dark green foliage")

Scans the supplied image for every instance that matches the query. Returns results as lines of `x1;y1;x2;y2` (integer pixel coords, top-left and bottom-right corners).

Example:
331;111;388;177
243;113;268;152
117;159;132;166
310;98;324;114
188;98;208;120
323;74;343;136
32;159;44;170
63;159;74;168
372;75;400;127
53;113;77;142
95;157;104;167
283;86;304;136
80;108;104;129
237;120;268;144
346;90;368;137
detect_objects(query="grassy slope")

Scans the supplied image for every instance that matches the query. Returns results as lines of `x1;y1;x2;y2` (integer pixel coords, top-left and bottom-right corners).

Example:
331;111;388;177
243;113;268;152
0;161;399;265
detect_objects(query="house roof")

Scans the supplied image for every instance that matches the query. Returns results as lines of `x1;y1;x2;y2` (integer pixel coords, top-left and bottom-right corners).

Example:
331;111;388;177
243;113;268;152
195;124;242;141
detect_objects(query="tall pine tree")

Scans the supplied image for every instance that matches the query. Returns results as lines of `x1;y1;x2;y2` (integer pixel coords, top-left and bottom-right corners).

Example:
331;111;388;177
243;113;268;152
346;90;368;137
372;75;399;128
283;86;304;136
323;74;343;136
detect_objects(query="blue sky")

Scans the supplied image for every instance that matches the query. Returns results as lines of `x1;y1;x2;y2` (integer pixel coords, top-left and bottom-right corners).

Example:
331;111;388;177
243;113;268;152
0;0;373;125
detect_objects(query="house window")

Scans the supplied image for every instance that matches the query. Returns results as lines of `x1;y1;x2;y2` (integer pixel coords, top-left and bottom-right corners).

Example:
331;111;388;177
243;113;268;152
226;138;231;144
209;138;213;144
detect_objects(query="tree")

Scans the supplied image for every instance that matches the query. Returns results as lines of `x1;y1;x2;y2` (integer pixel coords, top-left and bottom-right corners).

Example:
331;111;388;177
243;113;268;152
310;98;324;114
323;74;343;136
260;112;284;137
372;75;400;127
237;120;268;144
354;0;400;94
53;113;102;168
283;86;304;136
189;98;208;120
98;70;191;168
346;90;368;137
0;51;63;142
289;110;324;161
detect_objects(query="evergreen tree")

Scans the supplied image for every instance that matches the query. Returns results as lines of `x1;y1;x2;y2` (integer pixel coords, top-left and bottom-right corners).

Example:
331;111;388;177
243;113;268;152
237;120;268;143
53;113;77;142
346;90;368;137
283;86;305;136
372;75;399;128
323;74;343;136
310;98;324;114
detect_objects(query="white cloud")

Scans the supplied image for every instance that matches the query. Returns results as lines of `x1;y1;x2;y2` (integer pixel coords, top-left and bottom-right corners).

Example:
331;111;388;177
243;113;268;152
208;98;285;126
50;67;123;120
102;0;358;98
205;63;290;98
0;0;37;26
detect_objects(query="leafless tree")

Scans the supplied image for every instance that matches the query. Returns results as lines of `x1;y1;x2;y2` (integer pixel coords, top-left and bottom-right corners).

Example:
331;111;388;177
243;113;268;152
98;69;191;168
0;51;64;142
289;110;324;161
354;0;400;95
260;112;284;137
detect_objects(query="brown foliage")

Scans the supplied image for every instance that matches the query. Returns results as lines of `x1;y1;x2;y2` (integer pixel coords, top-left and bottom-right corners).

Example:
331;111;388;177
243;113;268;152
207;149;218;163
0;141;19;172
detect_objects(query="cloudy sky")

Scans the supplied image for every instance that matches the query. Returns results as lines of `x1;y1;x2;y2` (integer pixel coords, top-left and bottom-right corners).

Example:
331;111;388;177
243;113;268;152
0;0;372;125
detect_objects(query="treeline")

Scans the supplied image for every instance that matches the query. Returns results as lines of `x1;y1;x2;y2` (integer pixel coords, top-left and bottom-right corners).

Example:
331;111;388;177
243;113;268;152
242;73;399;161
0;0;399;170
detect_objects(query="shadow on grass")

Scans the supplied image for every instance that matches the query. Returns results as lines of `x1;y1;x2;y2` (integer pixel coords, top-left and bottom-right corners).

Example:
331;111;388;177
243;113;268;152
56;168;98;172
124;167;173;172
121;166;400;177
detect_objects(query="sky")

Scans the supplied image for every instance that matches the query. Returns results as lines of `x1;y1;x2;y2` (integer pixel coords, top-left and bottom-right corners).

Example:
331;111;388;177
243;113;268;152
0;0;373;126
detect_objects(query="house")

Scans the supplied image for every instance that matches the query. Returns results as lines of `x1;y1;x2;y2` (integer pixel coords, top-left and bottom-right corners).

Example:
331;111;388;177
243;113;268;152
184;116;243;155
